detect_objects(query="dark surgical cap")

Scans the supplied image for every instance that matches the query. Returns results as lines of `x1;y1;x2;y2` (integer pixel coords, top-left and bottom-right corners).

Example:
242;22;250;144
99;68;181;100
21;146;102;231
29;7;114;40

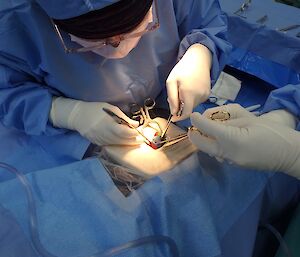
53;0;153;40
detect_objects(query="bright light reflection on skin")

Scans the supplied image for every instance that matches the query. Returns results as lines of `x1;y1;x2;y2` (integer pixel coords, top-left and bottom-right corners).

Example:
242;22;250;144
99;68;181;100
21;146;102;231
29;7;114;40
136;126;157;151
103;117;198;177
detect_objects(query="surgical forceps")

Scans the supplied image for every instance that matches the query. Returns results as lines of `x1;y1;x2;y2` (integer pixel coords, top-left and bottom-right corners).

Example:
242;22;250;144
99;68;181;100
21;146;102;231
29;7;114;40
153;110;232;148
158;104;260;148
103;107;152;145
161;100;184;139
234;0;252;18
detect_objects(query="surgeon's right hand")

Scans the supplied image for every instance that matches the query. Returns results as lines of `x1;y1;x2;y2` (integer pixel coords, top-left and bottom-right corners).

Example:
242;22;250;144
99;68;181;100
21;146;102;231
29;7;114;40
49;97;141;146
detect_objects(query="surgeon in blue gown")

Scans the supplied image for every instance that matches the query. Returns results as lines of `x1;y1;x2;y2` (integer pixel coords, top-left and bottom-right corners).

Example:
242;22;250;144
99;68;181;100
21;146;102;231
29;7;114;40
0;0;231;151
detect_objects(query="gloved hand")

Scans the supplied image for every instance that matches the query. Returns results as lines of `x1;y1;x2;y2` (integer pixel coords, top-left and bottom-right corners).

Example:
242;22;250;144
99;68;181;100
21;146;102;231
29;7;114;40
50;97;141;146
188;104;300;179
166;43;212;121
203;105;297;129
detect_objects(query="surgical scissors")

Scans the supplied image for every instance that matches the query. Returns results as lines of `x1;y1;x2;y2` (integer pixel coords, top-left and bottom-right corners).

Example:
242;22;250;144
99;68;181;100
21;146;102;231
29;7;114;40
129;103;144;125
103;107;152;145
144;98;155;120
209;110;231;121
129;98;156;126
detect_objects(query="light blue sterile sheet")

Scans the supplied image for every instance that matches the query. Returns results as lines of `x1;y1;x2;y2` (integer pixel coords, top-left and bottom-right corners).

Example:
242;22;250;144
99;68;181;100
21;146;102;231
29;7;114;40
0;153;299;257
0;122;89;180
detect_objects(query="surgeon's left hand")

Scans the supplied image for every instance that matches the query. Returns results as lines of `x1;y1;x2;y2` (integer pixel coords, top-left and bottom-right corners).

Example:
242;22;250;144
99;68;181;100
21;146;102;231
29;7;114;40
166;43;212;121
188;104;300;179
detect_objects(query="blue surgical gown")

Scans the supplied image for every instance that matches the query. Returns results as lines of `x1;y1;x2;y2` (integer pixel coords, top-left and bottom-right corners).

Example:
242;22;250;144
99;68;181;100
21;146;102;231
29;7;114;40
0;0;231;143
262;84;300;130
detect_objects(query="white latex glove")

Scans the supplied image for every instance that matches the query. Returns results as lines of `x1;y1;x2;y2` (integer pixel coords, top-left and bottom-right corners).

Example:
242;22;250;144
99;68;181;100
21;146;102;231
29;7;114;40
188;104;300;179
166;43;212;121
50;97;141;146
203;105;297;129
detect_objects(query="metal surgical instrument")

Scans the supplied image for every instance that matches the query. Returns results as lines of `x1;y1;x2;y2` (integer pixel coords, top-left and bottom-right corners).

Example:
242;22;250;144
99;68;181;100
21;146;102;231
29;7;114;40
159;133;188;145
161;114;173;139
277;24;300;32
161;100;185;139
129;98;157;126
158;110;232;147
144;98;155;120
129;103;144;125
234;0;252;18
256;15;268;25
209;110;231;121
103;108;152;145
